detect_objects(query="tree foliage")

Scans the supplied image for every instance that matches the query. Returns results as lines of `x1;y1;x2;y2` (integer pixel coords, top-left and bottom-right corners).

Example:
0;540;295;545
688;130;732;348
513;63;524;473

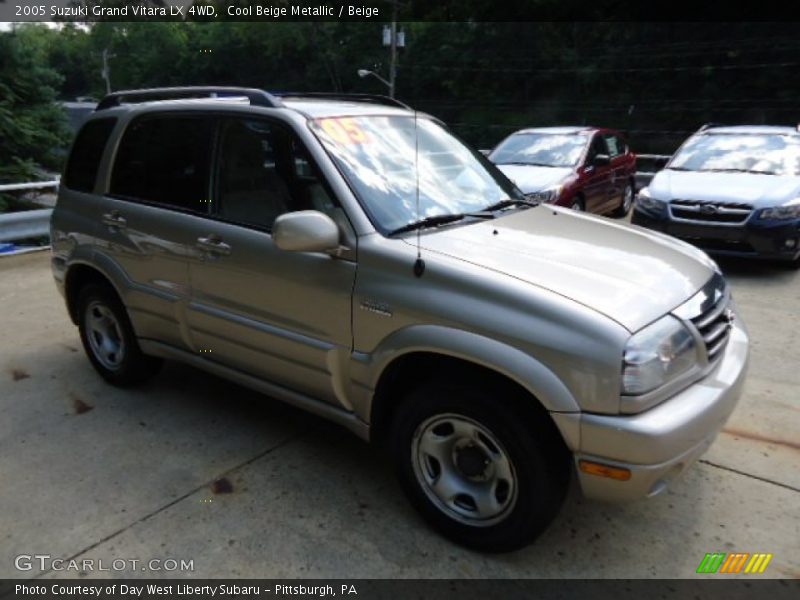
33;20;799;153
2;17;800;211
0;26;70;211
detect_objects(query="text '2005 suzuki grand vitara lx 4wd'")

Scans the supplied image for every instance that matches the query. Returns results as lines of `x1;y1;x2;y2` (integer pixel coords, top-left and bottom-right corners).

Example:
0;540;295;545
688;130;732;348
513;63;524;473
52;87;749;552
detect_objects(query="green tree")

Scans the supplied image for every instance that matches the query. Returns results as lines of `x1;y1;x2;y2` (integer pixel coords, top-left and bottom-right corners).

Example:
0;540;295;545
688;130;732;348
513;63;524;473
46;23;97;100
87;21;189;92
0;25;71;212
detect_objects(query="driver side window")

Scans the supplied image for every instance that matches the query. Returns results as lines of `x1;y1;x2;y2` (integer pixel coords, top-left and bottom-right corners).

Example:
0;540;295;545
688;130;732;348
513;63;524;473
215;118;340;231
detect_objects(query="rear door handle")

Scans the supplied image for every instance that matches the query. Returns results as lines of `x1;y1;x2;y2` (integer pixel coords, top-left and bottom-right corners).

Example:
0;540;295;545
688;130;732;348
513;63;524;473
196;235;231;256
101;211;127;229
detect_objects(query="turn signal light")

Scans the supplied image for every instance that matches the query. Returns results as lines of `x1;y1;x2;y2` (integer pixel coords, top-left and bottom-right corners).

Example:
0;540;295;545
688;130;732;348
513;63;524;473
579;460;632;481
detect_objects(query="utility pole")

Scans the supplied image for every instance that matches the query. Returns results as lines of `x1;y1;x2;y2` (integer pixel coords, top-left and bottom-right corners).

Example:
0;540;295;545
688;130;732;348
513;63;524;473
101;48;115;95
363;6;404;97
382;1;405;98
389;2;397;99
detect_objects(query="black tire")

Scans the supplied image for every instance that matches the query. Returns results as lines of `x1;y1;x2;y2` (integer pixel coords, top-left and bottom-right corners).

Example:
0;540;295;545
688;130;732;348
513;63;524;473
569;196;585;212
390;382;569;552
783;254;800;270
612;182;635;217
77;283;162;386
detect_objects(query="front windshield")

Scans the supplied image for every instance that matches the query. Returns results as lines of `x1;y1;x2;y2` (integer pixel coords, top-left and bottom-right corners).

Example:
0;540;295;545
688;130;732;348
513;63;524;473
308;115;520;233
490;133;589;167
670;133;800;175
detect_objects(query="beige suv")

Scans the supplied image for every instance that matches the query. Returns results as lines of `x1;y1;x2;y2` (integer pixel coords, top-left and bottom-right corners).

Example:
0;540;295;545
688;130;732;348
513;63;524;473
51;87;749;552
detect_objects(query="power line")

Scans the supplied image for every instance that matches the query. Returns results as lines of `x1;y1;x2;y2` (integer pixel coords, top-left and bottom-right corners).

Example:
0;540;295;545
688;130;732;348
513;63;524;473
487;40;800;66
530;33;800;54
452;123;703;137
418;99;800;108
426;105;800;114
401;60;800;75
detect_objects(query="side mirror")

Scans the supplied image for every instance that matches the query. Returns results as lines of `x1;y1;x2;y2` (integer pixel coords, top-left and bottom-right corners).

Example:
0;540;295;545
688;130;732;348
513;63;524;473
478;148;492;156
273;210;339;253
593;153;611;167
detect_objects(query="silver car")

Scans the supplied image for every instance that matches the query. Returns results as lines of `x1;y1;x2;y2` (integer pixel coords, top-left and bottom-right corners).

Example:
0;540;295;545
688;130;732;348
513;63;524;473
51;87;749;552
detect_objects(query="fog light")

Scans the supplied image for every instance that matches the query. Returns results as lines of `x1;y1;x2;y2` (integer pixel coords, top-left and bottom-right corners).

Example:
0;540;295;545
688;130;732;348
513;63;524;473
784;238;797;249
579;460;631;481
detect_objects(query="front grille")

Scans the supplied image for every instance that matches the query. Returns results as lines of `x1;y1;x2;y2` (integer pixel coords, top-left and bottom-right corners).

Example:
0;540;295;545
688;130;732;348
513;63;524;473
690;293;733;363
670;199;753;224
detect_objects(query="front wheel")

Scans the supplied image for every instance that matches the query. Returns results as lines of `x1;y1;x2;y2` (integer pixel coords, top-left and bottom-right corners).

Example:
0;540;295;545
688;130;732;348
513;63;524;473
569;196;585;212
612;182;635;217
390;383;569;552
780;255;800;270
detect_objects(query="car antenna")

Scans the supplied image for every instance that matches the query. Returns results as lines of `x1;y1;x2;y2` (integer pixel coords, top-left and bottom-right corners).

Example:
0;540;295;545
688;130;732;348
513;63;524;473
413;108;426;278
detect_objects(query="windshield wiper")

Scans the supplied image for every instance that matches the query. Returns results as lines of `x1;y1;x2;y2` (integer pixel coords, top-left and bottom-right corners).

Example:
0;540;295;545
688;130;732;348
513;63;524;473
388;211;497;236
702;168;777;175
497;161;557;167
483;198;538;212
388;214;467;236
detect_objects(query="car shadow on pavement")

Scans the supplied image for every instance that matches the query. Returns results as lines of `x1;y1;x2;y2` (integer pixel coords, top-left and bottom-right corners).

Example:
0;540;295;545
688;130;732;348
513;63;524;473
715;256;799;280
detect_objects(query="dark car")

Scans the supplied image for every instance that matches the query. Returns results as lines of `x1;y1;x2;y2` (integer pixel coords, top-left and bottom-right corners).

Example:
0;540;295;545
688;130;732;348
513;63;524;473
631;125;800;267
488;126;637;216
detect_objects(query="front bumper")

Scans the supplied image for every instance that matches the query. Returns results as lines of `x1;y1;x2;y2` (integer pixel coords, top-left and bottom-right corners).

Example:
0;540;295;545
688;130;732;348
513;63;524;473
574;321;749;502
632;207;800;262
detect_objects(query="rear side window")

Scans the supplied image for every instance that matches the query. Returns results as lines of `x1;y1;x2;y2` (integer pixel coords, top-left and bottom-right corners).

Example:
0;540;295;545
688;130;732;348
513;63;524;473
111;116;213;212
586;135;609;162
602;135;618;157
63;118;117;192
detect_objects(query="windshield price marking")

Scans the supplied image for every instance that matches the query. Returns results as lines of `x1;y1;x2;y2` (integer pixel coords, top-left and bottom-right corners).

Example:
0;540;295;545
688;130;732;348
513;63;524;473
317;118;370;145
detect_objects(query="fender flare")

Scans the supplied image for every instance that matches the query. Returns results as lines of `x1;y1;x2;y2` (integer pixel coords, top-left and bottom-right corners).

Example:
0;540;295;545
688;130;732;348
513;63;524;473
355;325;581;415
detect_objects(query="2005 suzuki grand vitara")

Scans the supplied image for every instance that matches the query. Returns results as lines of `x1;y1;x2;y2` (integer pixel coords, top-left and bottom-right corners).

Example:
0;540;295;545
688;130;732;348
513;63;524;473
51;87;749;551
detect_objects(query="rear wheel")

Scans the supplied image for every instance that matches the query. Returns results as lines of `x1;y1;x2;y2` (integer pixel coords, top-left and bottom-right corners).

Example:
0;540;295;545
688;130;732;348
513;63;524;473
77;283;162;386
390;382;569;552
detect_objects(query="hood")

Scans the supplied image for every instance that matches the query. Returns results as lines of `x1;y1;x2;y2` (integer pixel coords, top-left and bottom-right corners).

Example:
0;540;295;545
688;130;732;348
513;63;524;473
411;205;716;332
650;170;800;207
496;164;573;193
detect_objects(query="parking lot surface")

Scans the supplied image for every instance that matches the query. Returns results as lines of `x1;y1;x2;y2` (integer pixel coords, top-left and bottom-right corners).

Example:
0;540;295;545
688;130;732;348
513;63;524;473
1;250;798;579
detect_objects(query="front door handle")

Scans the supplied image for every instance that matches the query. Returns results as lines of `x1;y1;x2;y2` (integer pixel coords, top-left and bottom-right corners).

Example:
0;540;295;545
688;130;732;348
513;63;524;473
196;234;231;256
101;211;127;229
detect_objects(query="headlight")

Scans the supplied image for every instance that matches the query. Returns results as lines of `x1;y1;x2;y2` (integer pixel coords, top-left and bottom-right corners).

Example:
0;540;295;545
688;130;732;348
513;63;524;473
622;316;697;395
759;199;800;220
526;184;562;203
636;187;666;211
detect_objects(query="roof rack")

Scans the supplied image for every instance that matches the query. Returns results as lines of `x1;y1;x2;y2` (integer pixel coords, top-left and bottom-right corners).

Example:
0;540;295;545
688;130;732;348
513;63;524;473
273;92;410;109
96;87;284;111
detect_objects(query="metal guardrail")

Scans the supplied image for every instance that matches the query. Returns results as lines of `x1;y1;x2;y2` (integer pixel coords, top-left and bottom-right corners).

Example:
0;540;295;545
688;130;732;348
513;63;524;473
0;180;58;245
0;180;60;193
0;208;53;243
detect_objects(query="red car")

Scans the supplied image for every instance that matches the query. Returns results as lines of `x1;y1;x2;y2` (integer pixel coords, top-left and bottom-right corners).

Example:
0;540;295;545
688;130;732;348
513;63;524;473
488;126;637;216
